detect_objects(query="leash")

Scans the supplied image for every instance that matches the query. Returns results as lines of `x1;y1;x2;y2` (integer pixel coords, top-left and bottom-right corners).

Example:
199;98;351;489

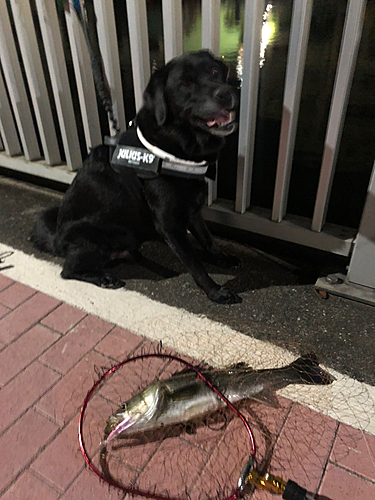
70;0;120;136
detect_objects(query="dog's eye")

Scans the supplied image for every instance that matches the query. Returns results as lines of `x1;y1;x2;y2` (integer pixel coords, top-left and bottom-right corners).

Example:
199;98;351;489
210;68;220;78
181;81;192;88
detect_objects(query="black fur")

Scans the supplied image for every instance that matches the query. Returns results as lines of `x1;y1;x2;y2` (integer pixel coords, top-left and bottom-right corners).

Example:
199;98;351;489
31;51;241;304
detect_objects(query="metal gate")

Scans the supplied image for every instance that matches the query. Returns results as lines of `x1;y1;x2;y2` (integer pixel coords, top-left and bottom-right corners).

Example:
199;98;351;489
0;0;374;301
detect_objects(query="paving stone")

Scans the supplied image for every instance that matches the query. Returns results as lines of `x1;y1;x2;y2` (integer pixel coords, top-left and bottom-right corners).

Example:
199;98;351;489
238;395;292;437
331;423;375;482
265;402;338;494
104;434;160;475
39;315;114;374
59;467;122;500
137;438;207;498
31;415;85;492
41;303;87;334
0;361;60;435
0;303;10;320
95;325;143;361
0;282;36;309
319;463;375;499
0;274;13;291
36;351;112;426
0;324;60;386
0;409;59;492
0;471;59;500
0;292;61;343
190;413;253;500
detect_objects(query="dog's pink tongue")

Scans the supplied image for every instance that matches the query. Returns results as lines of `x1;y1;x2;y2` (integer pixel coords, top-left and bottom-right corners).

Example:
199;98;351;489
207;111;232;127
217;110;230;123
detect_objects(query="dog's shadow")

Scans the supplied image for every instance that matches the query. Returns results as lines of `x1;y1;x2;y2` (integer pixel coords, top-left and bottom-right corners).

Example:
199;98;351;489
112;238;303;295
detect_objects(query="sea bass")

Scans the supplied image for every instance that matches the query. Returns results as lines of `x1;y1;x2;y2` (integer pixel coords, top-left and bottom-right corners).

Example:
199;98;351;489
103;355;333;444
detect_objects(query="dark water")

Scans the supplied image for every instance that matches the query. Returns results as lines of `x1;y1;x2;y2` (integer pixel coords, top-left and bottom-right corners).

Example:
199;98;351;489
142;0;375;229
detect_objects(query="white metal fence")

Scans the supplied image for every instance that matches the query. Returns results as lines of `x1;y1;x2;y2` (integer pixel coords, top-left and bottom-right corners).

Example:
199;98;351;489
0;0;373;279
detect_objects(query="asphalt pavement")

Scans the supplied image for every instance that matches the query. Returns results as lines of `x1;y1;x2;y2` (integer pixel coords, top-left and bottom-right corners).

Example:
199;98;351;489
1;172;374;385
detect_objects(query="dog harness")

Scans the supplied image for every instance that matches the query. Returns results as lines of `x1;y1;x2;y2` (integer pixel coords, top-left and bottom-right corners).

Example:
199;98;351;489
109;124;216;180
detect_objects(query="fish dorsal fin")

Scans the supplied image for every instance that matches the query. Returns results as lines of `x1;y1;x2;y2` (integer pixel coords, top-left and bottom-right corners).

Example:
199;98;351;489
226;362;252;370
250;389;279;408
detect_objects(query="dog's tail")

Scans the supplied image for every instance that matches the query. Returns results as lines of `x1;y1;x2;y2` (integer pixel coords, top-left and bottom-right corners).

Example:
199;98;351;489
30;206;59;254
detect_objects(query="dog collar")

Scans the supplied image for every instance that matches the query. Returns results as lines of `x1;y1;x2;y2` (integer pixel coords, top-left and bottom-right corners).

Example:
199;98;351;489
136;127;209;176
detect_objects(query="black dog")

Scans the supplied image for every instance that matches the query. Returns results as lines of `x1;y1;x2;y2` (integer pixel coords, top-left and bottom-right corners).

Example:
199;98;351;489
31;51;242;304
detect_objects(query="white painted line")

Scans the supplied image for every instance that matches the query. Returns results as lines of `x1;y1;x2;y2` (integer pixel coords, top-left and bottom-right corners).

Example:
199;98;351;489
1;242;374;435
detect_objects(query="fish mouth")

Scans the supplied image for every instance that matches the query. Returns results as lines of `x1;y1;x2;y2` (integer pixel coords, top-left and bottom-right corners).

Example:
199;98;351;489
194;110;237;136
104;414;124;437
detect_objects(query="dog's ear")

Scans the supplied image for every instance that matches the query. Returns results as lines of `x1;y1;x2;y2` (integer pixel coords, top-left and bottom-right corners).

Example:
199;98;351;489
143;67;168;126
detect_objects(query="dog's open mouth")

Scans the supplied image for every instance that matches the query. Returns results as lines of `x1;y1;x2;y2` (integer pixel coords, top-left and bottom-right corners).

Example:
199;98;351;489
194;110;237;136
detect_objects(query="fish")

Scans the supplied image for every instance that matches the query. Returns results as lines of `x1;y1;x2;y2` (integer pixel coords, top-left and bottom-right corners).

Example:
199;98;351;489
103;355;334;445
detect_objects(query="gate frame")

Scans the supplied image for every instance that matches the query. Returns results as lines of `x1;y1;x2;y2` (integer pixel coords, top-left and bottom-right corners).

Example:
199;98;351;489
316;161;375;305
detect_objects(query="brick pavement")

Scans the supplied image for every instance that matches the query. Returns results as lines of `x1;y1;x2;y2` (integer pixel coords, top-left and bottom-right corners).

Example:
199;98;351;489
0;274;374;499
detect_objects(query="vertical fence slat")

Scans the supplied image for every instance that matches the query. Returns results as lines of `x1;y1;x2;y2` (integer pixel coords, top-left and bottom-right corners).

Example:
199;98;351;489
202;0;221;206
311;0;367;232
35;0;82;171
93;0;126;133
0;2;40;161
126;0;151;112
271;0;313;222
202;0;221;54
64;5;102;151
9;0;61;165
235;0;263;214
0;67;22;156
162;0;183;62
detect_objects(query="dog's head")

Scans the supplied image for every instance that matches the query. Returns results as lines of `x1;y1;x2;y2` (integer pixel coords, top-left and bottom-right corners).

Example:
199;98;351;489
142;51;237;137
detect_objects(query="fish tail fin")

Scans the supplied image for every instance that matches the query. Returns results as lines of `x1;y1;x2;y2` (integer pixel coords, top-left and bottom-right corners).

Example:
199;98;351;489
289;354;334;385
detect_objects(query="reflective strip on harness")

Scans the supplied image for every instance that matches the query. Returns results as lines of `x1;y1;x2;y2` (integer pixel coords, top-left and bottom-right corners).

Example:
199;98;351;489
162;160;208;176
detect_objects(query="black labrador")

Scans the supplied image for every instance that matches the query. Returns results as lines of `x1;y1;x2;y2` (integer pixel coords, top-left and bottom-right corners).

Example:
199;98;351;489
31;51;242;304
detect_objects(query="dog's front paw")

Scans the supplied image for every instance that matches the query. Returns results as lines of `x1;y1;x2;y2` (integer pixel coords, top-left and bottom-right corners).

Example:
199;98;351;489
208;287;242;304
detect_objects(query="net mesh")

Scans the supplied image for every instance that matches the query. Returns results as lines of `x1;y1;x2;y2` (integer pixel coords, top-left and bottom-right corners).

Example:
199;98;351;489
79;347;374;500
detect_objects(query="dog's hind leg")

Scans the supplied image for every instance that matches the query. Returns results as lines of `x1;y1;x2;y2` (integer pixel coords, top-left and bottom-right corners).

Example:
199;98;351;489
55;219;134;288
61;242;125;289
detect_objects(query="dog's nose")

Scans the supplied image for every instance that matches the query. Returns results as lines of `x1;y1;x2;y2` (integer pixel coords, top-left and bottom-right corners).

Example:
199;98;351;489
213;86;234;107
